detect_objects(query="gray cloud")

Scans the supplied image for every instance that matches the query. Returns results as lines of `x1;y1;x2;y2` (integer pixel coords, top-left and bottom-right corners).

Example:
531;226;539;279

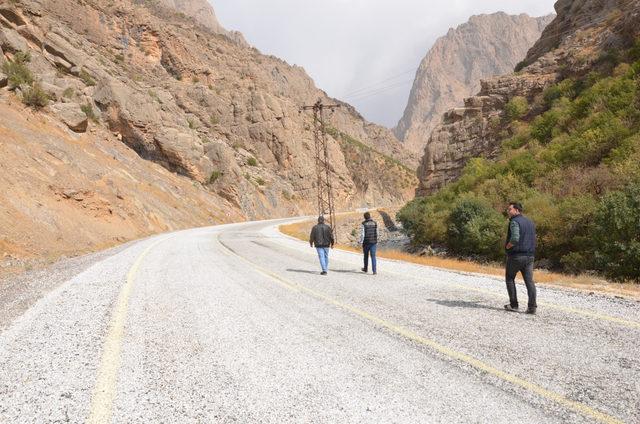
212;0;556;128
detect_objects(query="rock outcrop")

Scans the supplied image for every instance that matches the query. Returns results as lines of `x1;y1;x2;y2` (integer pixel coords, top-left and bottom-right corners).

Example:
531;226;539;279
395;12;553;155
154;0;248;46
416;0;640;196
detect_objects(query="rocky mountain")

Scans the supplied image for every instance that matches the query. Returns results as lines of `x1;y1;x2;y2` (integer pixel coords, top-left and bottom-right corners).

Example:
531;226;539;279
416;0;640;196
395;12;554;155
0;0;417;270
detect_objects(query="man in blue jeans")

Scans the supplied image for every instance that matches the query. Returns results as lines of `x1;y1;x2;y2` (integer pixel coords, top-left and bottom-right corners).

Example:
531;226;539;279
359;211;378;275
309;216;334;275
504;202;537;314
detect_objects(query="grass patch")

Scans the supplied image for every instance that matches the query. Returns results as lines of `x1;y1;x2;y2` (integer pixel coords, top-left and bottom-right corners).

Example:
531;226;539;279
78;68;96;86
80;102;98;122
2;51;33;88
209;170;222;184
22;83;49;109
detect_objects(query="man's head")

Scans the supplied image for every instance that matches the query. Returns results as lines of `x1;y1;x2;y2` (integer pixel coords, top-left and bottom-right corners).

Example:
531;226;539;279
507;202;523;218
364;211;371;220
318;215;325;224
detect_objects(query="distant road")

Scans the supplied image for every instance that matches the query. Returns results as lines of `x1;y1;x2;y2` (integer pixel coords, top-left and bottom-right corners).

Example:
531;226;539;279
0;218;638;423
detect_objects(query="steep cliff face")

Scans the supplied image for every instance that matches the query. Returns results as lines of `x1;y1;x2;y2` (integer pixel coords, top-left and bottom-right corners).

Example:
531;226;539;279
395;12;553;155
0;0;418;267
416;0;640;196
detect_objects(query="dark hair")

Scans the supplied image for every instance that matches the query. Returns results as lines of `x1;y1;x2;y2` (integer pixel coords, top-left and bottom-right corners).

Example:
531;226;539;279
364;211;371;220
508;202;523;212
318;215;325;223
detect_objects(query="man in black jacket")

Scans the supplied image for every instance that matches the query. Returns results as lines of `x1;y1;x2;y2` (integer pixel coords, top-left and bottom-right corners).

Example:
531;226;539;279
359;211;378;275
504;202;537;314
309;216;334;275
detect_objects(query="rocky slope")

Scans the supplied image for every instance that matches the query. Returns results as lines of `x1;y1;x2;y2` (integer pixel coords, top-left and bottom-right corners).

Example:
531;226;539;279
416;0;640;195
0;0;417;271
395;12;553;155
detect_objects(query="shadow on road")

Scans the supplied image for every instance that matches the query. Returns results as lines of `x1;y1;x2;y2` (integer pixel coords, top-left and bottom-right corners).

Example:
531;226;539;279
286;268;362;275
425;298;503;312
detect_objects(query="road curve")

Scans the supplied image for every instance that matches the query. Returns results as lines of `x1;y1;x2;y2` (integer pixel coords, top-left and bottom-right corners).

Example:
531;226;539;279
0;218;639;423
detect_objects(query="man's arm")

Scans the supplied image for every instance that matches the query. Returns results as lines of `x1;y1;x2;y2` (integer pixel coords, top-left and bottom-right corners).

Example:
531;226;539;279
309;226;315;247
358;224;364;244
506;220;520;249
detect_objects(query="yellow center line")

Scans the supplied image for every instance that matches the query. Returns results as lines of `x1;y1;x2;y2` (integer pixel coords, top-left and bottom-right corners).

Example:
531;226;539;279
218;235;624;424
274;231;640;329
87;237;169;424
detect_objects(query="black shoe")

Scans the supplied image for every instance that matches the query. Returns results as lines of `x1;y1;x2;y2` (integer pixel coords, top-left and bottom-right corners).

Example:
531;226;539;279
526;307;537;315
504;304;519;312
361;268;367;273
372;272;377;275
320;271;327;275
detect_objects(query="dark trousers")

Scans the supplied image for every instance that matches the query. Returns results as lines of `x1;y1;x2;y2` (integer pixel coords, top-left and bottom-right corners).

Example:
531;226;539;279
505;255;536;308
363;243;377;273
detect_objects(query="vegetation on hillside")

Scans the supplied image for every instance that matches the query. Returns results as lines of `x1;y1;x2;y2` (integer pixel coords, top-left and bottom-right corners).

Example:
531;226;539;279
398;44;640;281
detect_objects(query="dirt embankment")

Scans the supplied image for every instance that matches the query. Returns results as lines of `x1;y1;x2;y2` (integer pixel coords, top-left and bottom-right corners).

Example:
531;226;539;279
0;99;243;277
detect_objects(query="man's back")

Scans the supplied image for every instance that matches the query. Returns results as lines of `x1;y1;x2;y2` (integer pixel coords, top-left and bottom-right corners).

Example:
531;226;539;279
310;223;334;248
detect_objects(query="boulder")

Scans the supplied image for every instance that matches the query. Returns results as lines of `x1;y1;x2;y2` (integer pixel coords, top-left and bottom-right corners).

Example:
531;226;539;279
50;102;88;132
154;127;206;181
0;28;28;53
0;72;7;89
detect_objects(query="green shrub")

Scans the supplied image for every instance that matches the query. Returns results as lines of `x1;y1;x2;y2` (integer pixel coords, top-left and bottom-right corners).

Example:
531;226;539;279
592;181;640;281
81;102;98;122
208;170;222;184
79;68;96;86
504;96;529;121
530;110;560;144
21;83;49;108
2;51;34;88
256;177;265;186
62;87;75;98
446;197;504;259
210;114;219;125
247;157;257;166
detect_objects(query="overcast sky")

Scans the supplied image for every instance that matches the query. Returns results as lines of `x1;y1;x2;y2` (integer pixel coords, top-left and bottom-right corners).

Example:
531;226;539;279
213;0;557;128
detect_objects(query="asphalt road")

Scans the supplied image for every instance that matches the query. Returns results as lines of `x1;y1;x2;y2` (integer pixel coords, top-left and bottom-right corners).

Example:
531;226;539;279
0;218;639;423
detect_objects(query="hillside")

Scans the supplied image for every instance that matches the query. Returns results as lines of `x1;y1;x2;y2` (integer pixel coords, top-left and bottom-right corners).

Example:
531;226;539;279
394;12;553;155
0;0;417;270
400;0;640;281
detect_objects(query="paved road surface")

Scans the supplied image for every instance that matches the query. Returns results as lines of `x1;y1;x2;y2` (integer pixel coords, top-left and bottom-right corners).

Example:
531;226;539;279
1;218;639;423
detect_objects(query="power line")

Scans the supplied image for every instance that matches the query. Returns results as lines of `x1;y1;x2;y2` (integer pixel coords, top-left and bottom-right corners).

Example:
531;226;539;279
344;78;415;102
342;68;416;97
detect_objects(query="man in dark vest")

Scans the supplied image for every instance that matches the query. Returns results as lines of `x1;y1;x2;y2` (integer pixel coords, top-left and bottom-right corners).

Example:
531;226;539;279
359;211;378;275
504;202;537;314
309;215;334;275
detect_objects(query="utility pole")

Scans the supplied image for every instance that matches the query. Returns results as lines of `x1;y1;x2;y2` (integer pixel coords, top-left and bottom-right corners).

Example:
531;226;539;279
301;100;341;242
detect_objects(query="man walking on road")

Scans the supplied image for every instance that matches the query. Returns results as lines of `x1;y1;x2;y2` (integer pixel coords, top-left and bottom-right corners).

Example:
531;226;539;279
309;215;334;275
359;211;378;275
504;202;537;314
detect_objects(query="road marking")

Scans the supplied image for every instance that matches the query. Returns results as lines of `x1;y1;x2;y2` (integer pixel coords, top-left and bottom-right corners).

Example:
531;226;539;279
265;232;640;329
218;235;625;424
87;237;168;424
